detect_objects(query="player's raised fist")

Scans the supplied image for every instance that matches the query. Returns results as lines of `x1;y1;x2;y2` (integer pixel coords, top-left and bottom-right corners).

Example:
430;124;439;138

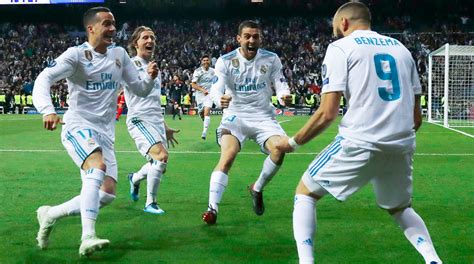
220;95;232;109
147;61;159;79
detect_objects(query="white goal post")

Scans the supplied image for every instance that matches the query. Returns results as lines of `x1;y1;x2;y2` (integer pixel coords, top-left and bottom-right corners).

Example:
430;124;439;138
428;44;474;133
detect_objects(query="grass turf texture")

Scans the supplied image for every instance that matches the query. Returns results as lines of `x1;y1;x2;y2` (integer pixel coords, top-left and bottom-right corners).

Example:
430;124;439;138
0;115;472;263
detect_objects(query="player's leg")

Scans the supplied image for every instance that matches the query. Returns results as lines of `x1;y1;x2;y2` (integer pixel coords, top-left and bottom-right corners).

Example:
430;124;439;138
202;133;240;224
373;153;443;263
143;143;168;214
128;162;150;201
293;137;371;263
201;97;212;139
115;104;123;121
293;179;327;264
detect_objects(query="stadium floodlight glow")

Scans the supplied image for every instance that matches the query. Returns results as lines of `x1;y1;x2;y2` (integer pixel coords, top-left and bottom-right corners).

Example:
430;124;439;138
428;44;474;137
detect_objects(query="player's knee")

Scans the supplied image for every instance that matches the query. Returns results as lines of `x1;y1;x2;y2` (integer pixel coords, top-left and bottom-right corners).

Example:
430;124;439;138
385;203;412;215
99;190;116;208
270;149;285;165
150;159;167;175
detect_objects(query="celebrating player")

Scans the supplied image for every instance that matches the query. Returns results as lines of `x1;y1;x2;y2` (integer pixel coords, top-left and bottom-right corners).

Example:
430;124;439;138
201;20;292;225
191;55;215;139
32;7;158;256
125;26;179;214
275;2;443;263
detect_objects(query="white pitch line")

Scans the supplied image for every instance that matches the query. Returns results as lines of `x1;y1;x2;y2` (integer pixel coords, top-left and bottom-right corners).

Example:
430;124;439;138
0;149;472;156
430;122;474;138
0;117;42;121
278;120;291;124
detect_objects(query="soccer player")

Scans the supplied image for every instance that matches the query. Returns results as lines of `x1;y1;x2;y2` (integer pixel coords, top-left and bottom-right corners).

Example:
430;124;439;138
275;3;443;263
170;75;184;120
201;20;292;225
32;7;158;256
124;26;179;214
115;89;125;121
191;55;215;139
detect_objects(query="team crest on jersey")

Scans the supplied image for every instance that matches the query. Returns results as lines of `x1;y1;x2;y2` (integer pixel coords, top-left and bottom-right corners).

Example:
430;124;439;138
134;60;142;67
231;59;239;68
87;138;96;148
260;65;268;74
84;50;93;61
116;59;121;68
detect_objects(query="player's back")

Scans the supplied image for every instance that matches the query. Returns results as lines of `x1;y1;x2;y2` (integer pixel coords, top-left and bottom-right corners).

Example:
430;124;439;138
329;30;421;152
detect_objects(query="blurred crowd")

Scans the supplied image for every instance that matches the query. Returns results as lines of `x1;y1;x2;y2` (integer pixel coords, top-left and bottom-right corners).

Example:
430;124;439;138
0;16;472;113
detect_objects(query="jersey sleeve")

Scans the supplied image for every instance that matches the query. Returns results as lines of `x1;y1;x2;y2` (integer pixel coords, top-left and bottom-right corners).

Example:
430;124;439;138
210;58;229;108
321;44;348;94
191;69;200;83
270;56;290;100
32;47;78;116
121;49;154;97
410;59;422;95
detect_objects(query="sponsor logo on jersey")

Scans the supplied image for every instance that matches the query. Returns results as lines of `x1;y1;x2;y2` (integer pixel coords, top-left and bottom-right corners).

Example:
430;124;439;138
231;59;239;68
115;59;121;69
134;60;142;67
260;65;268;74
85;50;93;61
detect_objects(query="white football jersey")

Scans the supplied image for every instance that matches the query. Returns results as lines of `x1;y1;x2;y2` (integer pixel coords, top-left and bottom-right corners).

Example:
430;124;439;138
192;66;215;92
321;30;421;152
124;56;163;123
210;48;290;119
33;42;154;139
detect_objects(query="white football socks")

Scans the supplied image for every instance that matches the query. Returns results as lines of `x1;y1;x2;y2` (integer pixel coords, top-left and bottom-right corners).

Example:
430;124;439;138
80;168;104;240
392;207;442;263
146;160;166;206
203;116;211;134
253;156;280;192
132;162;151;184
293;194;316;264
208;171;228;212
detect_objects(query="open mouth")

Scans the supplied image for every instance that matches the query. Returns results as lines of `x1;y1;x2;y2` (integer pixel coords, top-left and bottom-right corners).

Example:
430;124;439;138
247;46;257;52
145;46;154;51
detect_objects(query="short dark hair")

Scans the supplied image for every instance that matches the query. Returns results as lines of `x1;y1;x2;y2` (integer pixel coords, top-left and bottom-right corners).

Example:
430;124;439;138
83;6;111;30
238;20;261;35
337;2;371;25
201;55;210;60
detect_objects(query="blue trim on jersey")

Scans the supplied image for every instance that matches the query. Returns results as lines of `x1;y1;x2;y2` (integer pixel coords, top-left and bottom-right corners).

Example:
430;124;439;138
77;43;88;49
66;132;88;161
308;136;343;177
258;49;277;57
221;50;237;60
134;120;156;145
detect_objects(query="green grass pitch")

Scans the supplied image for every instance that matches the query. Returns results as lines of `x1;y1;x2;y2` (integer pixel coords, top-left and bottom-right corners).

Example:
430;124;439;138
0;114;472;263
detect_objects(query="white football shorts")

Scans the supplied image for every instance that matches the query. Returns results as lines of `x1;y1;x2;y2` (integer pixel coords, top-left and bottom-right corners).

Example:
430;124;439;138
302;136;413;209
195;92;213;113
61;124;118;181
127;117;167;159
216;114;286;154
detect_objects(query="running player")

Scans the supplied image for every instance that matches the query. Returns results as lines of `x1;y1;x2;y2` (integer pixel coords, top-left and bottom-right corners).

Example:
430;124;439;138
32;7;158;256
191;55;215;139
124;26;179;215
202;20;292;225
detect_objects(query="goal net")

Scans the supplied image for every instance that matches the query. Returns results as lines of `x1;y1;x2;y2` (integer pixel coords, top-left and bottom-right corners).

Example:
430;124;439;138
428;44;474;135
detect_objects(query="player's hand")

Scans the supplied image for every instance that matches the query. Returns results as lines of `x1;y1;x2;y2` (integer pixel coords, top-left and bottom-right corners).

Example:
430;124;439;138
166;127;180;148
275;137;295;153
43;113;63;131
220;95;232;109
147;61;159;79
280;94;293;106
